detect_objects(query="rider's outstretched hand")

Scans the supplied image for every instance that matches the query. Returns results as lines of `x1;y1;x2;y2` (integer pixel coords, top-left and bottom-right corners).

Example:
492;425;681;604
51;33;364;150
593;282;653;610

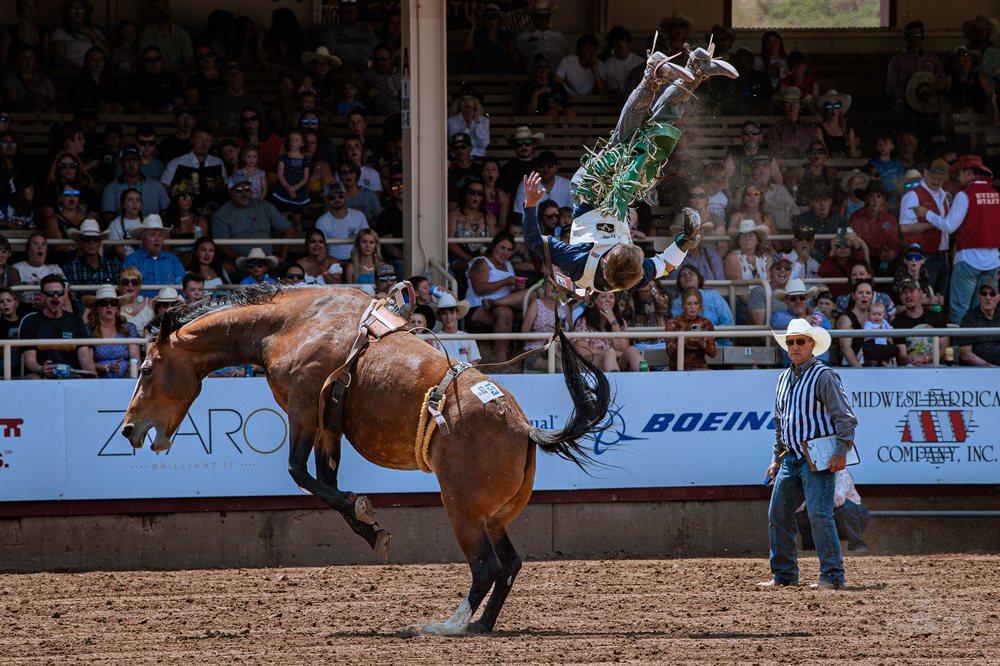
523;172;545;208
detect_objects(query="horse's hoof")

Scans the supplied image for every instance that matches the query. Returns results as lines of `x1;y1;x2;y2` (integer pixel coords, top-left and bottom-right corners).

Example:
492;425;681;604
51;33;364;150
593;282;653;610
419;621;468;636
373;529;391;561
353;495;375;525
466;620;492;634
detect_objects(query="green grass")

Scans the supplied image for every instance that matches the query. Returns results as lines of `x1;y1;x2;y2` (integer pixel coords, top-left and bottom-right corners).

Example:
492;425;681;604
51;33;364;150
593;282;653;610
732;0;882;30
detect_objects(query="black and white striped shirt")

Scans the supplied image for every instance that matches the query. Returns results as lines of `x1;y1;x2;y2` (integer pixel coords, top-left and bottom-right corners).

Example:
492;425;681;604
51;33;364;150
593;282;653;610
773;357;858;462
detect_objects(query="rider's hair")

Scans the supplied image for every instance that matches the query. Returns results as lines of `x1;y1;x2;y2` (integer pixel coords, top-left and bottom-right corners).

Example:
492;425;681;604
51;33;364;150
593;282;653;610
601;244;644;291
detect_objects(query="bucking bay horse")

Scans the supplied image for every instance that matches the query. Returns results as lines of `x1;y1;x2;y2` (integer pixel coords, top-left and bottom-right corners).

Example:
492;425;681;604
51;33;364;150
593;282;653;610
121;284;610;635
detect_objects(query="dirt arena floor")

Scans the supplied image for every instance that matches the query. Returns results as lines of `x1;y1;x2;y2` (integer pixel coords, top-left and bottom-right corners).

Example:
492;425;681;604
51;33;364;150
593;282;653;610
3;554;999;665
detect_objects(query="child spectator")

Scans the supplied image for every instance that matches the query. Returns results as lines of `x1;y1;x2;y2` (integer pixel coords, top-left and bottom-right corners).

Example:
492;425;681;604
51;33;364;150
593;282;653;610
866;133;905;207
863;301;893;345
110;19;140;72
240;145;267;200
0;175;36;230
335;78;364;116
236;248;278;285
271;129;311;231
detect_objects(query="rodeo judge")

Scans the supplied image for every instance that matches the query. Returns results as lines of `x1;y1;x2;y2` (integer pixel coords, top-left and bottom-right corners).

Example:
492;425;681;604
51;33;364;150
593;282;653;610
759;318;858;590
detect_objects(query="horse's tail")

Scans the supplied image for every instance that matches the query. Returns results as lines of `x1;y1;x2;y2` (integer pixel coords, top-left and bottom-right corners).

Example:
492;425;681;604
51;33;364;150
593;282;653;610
529;330;612;472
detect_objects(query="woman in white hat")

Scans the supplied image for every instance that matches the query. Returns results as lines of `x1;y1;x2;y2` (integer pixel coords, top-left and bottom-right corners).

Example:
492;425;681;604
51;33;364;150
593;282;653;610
83;284;140;379
724;218;772;315
816;90;858;158
302;46;342;107
142;287;181;337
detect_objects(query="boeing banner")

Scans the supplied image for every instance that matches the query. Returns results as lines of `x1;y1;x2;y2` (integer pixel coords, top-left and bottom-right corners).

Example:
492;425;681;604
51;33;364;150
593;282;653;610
1;369;998;502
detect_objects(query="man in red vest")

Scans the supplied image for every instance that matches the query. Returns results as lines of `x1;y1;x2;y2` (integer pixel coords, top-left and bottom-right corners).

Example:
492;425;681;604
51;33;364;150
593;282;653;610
898;158;951;297
912;155;1000;324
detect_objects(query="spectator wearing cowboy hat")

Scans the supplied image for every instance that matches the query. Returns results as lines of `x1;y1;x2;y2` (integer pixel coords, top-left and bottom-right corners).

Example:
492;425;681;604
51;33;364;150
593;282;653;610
604;26;644;96
62;218;121;286
462;2;518;75
849;179;901;278
767;88;816;159
912;154;1000;325
898;158;951;295
82;284;140;379
319;0;378;69
143;286;182;337
498;126;544;195
431;292;480;365
302;46;342;108
816;90;858;159
122;213;185;297
514;0;570;73
447;82;490;157
236;247;278;285
749;252;794;326
770;278;829;366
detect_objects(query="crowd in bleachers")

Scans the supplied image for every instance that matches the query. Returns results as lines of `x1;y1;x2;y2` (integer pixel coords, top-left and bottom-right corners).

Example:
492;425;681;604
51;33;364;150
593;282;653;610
0;0;998;377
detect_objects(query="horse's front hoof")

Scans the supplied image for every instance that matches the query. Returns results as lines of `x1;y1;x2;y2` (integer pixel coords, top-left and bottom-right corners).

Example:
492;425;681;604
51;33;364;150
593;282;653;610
352;494;375;524
373;528;391;561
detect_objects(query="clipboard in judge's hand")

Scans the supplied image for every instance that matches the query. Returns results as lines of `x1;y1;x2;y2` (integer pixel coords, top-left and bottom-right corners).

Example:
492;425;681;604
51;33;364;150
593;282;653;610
801;435;860;472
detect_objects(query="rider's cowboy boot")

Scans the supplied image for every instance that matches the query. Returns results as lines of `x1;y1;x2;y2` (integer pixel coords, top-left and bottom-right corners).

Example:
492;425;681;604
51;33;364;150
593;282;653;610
642;51;695;92
685;46;739;85
674;207;702;252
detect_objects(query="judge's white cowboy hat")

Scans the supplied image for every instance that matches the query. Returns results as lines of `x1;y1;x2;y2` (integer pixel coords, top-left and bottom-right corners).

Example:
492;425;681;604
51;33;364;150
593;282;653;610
905;71;942;114
773;278;820;301
128;214;172;239
302;46;343;69
436;292;470;318
81;284;128;308
509;126;545;145
817;89;852;115
772;87;812;106
728;218;769;243
773;317;832;357
66;218;110;241
235;247;280;271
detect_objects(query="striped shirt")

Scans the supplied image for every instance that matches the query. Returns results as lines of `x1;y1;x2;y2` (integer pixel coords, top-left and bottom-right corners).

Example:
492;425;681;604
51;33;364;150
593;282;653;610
773;357;858;462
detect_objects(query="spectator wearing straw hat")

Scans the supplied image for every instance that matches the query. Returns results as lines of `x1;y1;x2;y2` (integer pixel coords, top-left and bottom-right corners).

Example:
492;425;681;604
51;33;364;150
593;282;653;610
498;126;544;196
462;2;518;75
320;0;378;68
62;218;121;286
143;286;181;337
237;248;278;285
122;214;185;297
768;88;816;159
770;278;829;366
82;284;140;379
898;158;951;296
912;154;1000;325
514;0;570;73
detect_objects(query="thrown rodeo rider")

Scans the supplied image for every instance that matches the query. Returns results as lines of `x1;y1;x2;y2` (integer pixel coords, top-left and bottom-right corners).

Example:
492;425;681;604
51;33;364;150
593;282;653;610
522;42;738;292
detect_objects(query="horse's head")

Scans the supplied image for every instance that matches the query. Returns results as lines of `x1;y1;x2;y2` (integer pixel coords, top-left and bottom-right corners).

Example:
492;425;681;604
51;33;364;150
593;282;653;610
121;312;203;452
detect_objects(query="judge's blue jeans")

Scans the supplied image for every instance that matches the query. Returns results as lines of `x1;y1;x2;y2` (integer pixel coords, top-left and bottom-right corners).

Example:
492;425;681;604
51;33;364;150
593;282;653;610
768;453;845;586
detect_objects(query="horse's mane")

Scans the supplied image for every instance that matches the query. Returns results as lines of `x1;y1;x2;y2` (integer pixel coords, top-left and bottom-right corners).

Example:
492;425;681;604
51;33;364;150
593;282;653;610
169;282;285;328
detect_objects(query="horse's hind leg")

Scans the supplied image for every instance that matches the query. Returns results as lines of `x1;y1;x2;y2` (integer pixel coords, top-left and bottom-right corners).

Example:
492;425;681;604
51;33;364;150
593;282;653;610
420;524;500;636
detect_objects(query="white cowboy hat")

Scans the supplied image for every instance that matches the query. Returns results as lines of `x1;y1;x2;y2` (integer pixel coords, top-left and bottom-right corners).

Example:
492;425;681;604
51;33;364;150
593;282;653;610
302;46;343;69
905;71;941;114
817;89;852;115
530;0;557;15
839;169;870;194
898;168;922;193
728;218;769;243
773;278;820;301
128;214;172;239
773;317;832;357
235;247;280;271
154;287;180;303
81;284;128;308
436;292;470;318
509;126;545;146
66;218;110;241
772;87;812;106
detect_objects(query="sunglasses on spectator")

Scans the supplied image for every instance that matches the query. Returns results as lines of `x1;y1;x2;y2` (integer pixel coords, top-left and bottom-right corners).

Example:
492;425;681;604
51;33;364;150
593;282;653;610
233;186;252;193
143;55;163;63
58;161;78;169
467;189;485;196
515;140;533;146
80;236;102;243
0;139;16;147
137;139;156;146
326;193;346;199
178;192;192;200
824;102;842;109
905;253;923;261
0;115;12;123
44;289;66;297
96;299;119;308
905;32;923;38
786;295;808;302
980;289;999;297
543;212;560;219
903;181;920;189
285;273;305;281
300;118;319;125
773;264;792;271
390;183;403;191
62;189;81;196
377;276;397;282
745;190;761;196
743;129;761;136
120;278;141;286
246;260;268;268
786;337;811;346
242;115;259;122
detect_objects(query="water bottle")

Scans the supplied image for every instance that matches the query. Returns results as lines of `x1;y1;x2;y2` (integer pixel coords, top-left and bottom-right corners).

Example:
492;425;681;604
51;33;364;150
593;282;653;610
129;358;138;379
430;284;447;299
639;360;649;372
245;364;254;378
931;304;942;313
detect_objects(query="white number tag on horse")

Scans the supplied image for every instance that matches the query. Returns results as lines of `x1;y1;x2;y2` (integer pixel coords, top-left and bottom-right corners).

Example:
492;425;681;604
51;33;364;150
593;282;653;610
471;380;504;404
